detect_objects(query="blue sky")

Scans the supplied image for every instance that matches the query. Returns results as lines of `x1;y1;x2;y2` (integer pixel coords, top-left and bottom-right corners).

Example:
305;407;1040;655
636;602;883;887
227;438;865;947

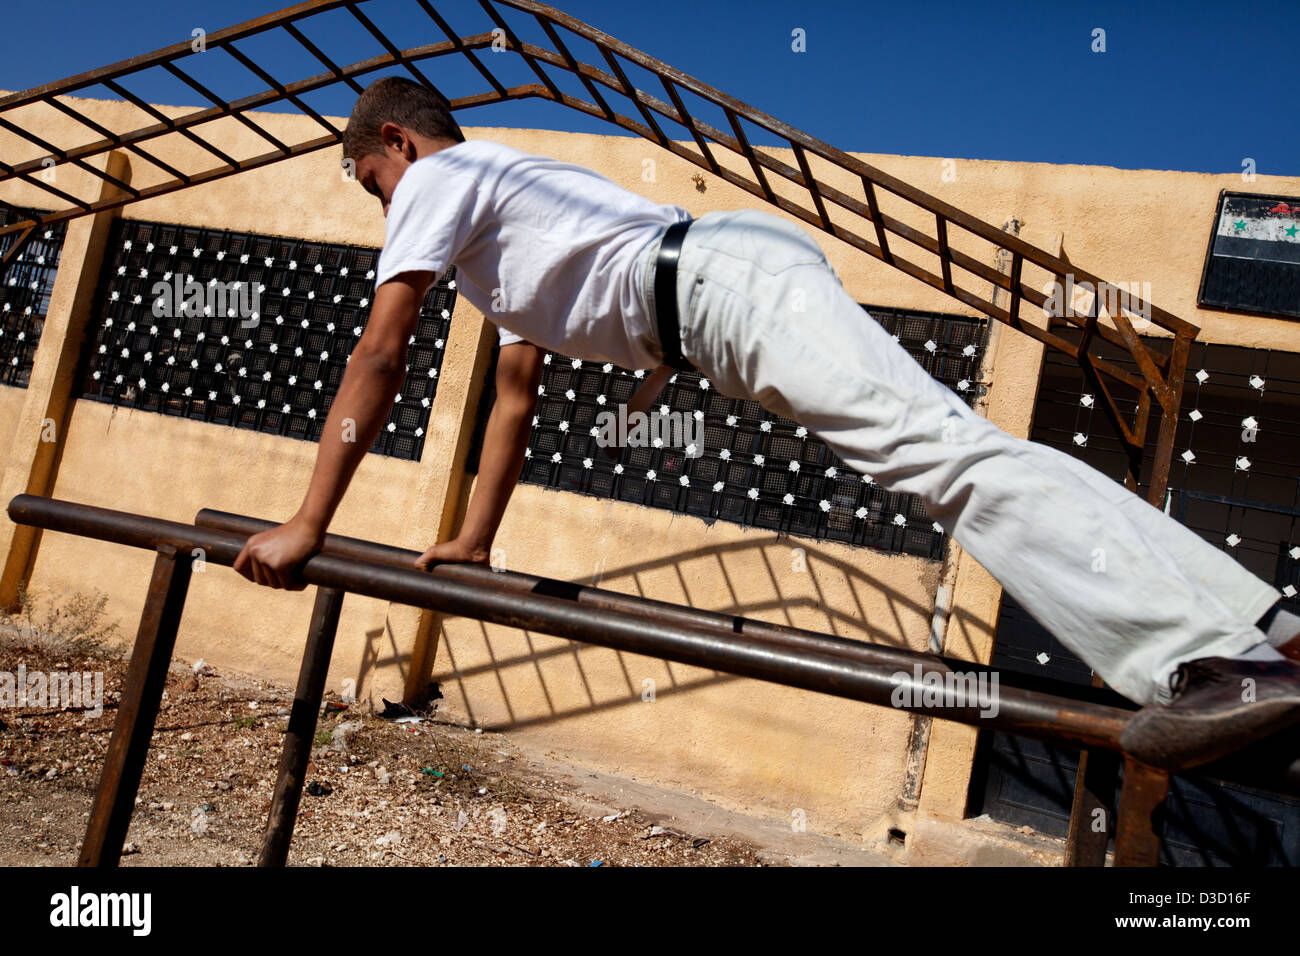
2;0;1295;176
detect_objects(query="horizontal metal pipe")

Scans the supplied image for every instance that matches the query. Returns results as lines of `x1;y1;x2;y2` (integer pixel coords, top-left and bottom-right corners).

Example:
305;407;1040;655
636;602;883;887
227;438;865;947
11;494;1300;794
193;508;1137;709
11;493;1126;749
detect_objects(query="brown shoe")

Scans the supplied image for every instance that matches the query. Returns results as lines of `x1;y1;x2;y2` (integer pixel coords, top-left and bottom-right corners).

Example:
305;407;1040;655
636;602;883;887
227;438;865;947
1279;636;1300;663
1119;656;1300;771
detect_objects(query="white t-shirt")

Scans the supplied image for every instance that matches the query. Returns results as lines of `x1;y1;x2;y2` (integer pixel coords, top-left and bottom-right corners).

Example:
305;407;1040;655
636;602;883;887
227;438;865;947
375;140;690;369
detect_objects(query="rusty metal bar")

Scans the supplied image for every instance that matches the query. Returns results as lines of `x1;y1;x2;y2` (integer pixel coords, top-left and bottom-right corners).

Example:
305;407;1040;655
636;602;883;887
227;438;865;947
416;0;508;99
935;214;953;293
0;223;38;276
101;78;241;169
1147;332;1193;508
78;546;192;866
10;493;1132;750
1006;251;1023;325
159;61;292;155
345;1;440;94
1064;729;1121;867
536;15;617;124
193;507;1138;708
0;114;139;199
0;0;355;112
41;96;190;185
259;586;344;867
1113;758;1171;866
477;0;565;103
222;42;341;139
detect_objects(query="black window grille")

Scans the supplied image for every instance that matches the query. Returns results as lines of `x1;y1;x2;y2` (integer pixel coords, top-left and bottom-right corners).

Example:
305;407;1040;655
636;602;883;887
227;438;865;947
0;207;68;388
79;218;458;461
470;306;989;559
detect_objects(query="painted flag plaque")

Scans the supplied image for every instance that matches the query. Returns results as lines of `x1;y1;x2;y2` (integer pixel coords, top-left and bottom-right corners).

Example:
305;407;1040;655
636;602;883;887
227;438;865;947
1198;191;1300;320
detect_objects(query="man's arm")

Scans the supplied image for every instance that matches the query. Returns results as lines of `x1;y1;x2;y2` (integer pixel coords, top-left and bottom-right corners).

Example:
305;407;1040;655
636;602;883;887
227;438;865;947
602;364;675;460
414;339;545;569
233;271;431;589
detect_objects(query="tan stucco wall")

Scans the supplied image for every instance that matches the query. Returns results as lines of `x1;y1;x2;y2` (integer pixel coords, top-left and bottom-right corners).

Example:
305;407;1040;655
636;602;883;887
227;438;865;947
0;386;27;455
3;93;1299;849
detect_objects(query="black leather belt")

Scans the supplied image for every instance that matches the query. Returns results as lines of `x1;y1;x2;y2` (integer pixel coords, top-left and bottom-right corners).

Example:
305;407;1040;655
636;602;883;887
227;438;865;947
653;218;695;372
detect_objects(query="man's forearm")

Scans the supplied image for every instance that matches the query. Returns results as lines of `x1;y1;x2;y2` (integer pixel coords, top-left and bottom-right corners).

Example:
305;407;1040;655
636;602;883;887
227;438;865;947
456;394;535;554
293;351;406;536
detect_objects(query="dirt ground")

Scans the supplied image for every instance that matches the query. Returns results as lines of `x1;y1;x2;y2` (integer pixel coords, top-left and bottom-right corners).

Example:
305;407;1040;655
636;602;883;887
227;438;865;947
0;611;798;868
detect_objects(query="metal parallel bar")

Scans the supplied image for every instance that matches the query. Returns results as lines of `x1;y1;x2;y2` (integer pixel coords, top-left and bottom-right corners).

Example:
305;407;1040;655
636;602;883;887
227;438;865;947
4;492;1296;876
7;492;1299;801
1113;759;1170;866
7;493;1132;752
78;546;192;866
194;507;1138;709
160;61;292;155
259;586;344;867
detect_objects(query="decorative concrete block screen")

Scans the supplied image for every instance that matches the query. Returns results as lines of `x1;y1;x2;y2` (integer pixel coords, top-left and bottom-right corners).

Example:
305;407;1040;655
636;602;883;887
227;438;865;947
80;218;458;461
474;307;989;559
0;207;68;388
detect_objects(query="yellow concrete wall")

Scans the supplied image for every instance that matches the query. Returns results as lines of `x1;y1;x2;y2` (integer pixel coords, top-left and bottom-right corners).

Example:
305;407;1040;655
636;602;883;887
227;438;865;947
3;93;1300;847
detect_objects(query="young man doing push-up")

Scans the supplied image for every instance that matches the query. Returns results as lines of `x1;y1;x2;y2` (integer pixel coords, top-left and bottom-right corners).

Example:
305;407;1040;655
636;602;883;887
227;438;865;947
234;77;1300;771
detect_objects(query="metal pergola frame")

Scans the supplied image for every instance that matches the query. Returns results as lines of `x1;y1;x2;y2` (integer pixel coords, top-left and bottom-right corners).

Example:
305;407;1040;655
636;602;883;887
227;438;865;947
1;0;1194;503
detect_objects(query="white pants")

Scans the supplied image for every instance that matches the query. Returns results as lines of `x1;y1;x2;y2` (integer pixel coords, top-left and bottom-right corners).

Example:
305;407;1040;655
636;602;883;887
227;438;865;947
638;209;1281;706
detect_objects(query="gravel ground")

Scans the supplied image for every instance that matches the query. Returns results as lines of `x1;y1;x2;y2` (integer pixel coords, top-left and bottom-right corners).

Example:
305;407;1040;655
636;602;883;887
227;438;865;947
0;621;767;867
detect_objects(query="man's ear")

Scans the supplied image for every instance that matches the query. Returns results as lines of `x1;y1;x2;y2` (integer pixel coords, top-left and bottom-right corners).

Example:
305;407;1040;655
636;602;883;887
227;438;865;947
379;121;415;161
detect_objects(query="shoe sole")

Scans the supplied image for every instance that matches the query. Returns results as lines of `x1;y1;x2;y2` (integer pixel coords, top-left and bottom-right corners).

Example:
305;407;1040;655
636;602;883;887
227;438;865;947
1120;698;1300;771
